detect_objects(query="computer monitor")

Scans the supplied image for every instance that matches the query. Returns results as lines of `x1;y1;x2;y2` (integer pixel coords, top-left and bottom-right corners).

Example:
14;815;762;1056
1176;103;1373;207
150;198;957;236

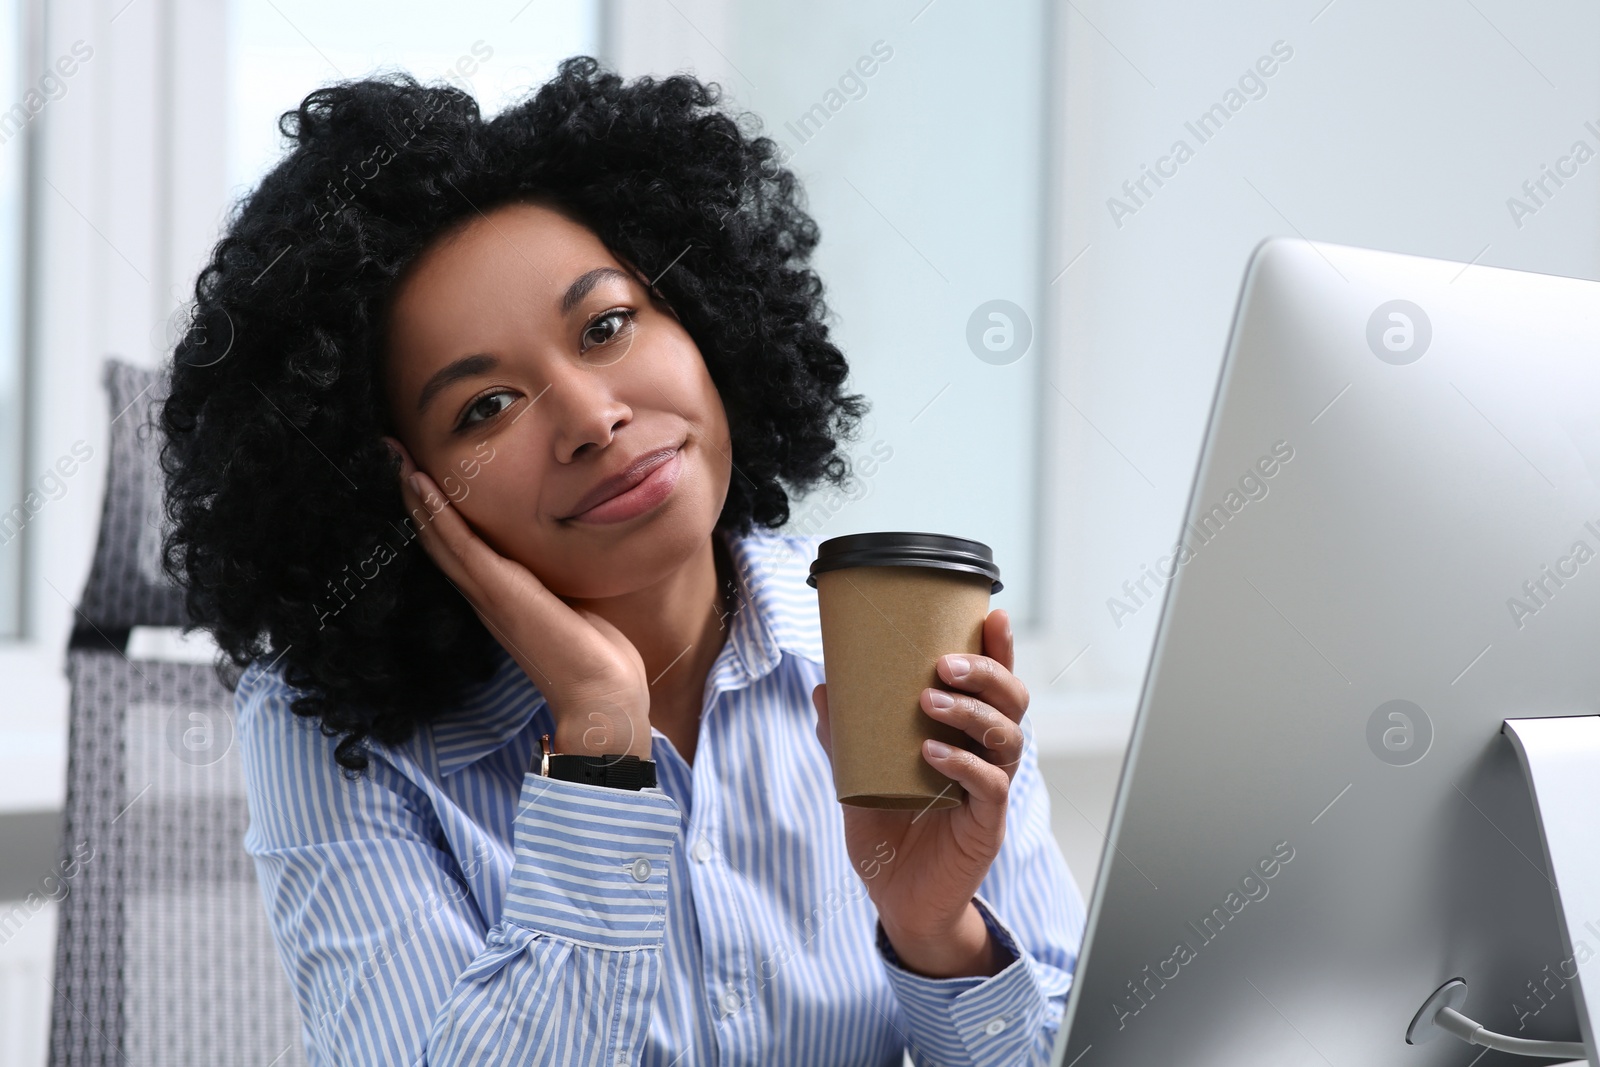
1051;238;1600;1066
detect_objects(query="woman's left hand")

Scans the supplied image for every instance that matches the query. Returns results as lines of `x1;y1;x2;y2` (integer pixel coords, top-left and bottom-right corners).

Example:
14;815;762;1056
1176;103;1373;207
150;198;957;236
811;607;1029;980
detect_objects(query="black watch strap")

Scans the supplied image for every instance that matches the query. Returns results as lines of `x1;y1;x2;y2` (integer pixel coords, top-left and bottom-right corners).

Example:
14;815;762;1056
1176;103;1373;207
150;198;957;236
539;734;656;790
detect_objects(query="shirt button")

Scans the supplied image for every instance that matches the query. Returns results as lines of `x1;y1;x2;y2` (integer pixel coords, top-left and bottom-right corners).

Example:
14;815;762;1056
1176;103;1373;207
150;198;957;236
983;1015;1007;1035
691;838;713;862
720;990;742;1014
629;858;652;882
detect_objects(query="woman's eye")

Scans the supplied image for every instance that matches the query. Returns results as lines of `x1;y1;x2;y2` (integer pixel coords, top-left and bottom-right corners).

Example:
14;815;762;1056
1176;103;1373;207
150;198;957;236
582;309;635;351
456;391;514;431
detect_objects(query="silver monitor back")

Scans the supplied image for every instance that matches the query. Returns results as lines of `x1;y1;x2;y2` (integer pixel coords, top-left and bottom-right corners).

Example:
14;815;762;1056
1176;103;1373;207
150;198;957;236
1053;238;1599;1066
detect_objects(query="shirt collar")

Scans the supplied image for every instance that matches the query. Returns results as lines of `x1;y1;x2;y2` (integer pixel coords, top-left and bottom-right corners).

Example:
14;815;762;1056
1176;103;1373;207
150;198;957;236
427;525;824;776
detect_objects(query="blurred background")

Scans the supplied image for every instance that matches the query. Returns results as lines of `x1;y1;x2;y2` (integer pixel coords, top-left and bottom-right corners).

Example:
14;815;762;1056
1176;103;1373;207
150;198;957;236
1;0;1598;1063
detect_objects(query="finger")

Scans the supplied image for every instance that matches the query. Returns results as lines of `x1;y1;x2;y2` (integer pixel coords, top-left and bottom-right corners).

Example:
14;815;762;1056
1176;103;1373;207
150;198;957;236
812;683;832;758
385;436;432;519
921;688;1025;778
382;435;403;472
385;438;466;580
987;609;1014;672
393;453;482;598
389;442;517;606
935;650;1028;724
923;738;1010;832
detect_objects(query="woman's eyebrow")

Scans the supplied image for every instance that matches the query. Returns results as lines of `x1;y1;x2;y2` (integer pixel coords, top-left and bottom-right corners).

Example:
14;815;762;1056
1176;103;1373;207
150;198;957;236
560;266;632;315
417;353;498;415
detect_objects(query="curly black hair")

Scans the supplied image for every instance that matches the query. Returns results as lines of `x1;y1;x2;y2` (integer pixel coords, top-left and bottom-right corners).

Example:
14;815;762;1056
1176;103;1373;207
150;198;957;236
158;56;869;777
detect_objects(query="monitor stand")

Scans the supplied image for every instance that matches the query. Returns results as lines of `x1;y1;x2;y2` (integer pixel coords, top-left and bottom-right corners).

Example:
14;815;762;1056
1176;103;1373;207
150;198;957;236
1404;718;1598;1064
1501;716;1600;1067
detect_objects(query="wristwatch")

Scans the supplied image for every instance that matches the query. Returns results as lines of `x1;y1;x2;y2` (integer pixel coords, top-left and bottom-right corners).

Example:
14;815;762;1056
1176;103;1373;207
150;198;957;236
537;734;657;791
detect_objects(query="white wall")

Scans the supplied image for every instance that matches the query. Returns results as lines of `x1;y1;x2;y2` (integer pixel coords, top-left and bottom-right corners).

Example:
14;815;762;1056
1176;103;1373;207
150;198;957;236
1052;0;1600;709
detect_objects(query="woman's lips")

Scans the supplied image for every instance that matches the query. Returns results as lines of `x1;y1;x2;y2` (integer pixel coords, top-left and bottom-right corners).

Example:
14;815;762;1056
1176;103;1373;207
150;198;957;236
569;447;683;524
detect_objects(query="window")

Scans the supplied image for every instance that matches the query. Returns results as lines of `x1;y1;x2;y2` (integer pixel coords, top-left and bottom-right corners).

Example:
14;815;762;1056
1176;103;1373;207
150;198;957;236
0;0;31;639
226;0;598;198
753;1;1052;626
605;0;1054;626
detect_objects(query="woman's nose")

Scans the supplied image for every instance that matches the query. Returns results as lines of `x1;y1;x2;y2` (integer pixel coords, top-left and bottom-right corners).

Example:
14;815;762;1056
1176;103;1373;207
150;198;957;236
544;362;632;462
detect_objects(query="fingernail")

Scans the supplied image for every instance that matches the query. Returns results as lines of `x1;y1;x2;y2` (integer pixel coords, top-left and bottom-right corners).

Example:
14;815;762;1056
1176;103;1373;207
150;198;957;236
927;689;955;709
946;655;970;679
925;739;954;759
407;473;420;496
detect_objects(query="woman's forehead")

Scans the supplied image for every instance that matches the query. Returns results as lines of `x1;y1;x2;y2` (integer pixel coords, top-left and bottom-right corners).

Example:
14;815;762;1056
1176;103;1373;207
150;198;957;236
399;202;610;304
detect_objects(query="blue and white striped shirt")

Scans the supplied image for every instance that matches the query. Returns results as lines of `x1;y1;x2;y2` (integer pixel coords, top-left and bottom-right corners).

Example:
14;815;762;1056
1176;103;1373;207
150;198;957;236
235;525;1087;1066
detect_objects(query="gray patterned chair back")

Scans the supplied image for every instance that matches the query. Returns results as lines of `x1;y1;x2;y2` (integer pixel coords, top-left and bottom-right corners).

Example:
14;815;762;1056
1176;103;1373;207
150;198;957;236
47;357;309;1066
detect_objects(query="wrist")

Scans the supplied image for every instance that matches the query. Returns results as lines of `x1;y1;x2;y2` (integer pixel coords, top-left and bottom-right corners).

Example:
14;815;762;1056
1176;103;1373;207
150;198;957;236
551;721;652;760
880;900;1006;979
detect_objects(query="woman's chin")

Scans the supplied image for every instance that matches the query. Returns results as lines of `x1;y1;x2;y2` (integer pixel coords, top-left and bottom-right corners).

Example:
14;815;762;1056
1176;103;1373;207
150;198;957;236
532;503;725;601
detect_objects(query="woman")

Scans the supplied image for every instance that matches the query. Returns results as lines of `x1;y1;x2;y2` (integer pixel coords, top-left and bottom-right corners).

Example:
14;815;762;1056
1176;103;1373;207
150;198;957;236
160;56;1085;1066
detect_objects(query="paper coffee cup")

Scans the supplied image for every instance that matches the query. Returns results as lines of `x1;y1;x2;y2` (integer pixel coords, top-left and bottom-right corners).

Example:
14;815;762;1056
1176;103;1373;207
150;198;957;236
807;532;1003;810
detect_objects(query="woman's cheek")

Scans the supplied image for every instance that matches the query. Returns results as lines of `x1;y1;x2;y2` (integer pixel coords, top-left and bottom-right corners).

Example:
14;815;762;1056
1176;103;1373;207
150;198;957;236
453;468;530;552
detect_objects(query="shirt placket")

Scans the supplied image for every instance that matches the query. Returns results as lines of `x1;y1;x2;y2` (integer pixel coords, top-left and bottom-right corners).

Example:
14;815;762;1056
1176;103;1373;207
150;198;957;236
684;611;774;1066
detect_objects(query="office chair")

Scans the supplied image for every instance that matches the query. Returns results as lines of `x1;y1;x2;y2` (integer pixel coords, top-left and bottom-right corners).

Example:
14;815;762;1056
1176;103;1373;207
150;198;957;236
46;357;309;1066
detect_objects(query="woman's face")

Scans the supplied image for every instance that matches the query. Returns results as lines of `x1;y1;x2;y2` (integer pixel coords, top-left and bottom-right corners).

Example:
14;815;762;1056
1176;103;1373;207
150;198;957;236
382;200;733;599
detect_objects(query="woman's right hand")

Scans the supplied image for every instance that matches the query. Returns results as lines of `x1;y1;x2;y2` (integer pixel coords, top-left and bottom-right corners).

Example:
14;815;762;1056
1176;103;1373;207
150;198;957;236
383;437;654;761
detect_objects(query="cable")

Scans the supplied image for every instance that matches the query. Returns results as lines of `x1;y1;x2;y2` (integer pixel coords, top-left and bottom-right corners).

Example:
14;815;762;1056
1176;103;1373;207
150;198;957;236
1434;1006;1587;1059
1408;979;1588;1060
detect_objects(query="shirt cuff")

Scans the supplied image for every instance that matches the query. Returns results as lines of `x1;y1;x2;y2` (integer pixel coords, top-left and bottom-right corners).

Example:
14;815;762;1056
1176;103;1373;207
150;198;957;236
502;771;681;950
876;894;1051;1066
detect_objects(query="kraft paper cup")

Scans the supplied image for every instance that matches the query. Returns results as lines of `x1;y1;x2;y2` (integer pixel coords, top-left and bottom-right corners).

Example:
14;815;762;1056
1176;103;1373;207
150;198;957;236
808;532;1003;810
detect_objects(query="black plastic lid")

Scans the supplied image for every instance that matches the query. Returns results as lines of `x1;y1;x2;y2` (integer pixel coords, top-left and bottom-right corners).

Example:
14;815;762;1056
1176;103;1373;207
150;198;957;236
807;531;1002;593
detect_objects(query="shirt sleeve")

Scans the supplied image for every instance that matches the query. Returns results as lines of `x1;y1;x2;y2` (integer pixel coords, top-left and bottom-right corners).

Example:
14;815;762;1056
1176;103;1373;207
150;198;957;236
236;668;682;1066
872;734;1088;1067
